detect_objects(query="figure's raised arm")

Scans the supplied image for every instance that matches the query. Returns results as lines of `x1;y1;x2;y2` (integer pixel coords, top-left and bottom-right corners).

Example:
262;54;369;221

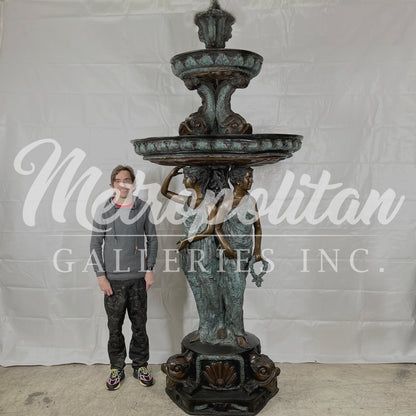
161;166;187;204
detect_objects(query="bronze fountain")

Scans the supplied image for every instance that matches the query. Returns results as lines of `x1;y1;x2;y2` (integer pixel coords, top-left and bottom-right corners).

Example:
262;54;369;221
132;1;302;414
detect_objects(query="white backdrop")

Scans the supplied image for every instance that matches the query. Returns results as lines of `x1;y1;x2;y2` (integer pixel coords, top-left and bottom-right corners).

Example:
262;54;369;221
0;0;415;366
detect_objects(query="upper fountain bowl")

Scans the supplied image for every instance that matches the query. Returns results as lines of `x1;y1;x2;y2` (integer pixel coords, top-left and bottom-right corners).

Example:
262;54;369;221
171;49;263;81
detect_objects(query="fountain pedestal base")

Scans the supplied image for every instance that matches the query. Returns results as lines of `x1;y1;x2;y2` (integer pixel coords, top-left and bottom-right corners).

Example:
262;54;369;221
162;332;280;416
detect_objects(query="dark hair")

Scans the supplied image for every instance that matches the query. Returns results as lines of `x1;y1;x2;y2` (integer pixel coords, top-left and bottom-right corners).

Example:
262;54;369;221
110;165;136;185
208;167;230;195
229;166;253;187
183;166;211;195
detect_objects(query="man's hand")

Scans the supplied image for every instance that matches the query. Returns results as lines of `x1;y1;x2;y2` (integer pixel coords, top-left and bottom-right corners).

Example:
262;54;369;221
145;270;155;292
97;275;113;296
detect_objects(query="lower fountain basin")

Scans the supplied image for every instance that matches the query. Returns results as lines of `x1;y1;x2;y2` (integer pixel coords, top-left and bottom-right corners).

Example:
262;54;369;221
131;134;302;167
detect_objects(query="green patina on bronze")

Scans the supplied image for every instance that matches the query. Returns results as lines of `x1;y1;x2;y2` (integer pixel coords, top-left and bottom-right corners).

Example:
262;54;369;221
171;49;263;135
133;134;302;166
172;0;260;136
194;0;235;49
132;1;303;414
131;0;302;161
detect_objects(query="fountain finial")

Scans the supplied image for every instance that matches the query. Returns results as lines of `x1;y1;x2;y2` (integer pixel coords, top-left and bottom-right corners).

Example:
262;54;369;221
194;0;235;48
210;0;220;9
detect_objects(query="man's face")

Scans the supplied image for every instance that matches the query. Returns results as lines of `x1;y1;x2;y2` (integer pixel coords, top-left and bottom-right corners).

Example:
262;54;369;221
112;170;133;199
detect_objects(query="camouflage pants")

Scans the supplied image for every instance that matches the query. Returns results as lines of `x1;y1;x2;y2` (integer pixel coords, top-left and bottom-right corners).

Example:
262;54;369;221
104;278;149;370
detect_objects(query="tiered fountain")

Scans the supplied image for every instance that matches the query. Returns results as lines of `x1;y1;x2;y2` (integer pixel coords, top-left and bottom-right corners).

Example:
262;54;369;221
133;1;302;414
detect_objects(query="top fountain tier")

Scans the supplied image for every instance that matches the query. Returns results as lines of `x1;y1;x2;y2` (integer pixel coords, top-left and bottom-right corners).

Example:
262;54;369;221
169;0;265;137
132;0;302;166
171;0;262;81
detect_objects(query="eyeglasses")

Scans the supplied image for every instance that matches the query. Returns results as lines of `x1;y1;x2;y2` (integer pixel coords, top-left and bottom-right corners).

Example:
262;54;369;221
114;179;133;184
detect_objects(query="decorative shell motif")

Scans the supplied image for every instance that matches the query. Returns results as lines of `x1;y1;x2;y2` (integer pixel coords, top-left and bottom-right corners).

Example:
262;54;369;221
202;361;238;388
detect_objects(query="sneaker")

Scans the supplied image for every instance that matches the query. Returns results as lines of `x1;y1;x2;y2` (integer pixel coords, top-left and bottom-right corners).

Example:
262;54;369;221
133;366;154;387
106;368;125;390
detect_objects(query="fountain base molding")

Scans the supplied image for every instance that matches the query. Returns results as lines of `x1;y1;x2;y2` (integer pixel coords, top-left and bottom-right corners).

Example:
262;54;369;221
162;332;280;416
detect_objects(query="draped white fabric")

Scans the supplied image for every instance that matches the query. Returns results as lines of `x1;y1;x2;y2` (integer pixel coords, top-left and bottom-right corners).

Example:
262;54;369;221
0;0;415;366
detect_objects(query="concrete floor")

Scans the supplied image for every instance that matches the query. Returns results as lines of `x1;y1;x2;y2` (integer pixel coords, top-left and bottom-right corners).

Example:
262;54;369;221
0;363;415;416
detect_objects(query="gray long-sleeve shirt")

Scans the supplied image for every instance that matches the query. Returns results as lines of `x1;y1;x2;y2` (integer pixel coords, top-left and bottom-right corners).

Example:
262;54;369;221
90;197;158;281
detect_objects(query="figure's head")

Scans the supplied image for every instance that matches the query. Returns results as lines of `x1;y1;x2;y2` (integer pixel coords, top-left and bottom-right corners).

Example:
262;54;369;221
110;165;136;199
182;166;211;194
229;166;253;191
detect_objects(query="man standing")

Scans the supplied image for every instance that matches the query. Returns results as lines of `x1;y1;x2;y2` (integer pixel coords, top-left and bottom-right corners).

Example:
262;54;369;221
90;165;158;390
